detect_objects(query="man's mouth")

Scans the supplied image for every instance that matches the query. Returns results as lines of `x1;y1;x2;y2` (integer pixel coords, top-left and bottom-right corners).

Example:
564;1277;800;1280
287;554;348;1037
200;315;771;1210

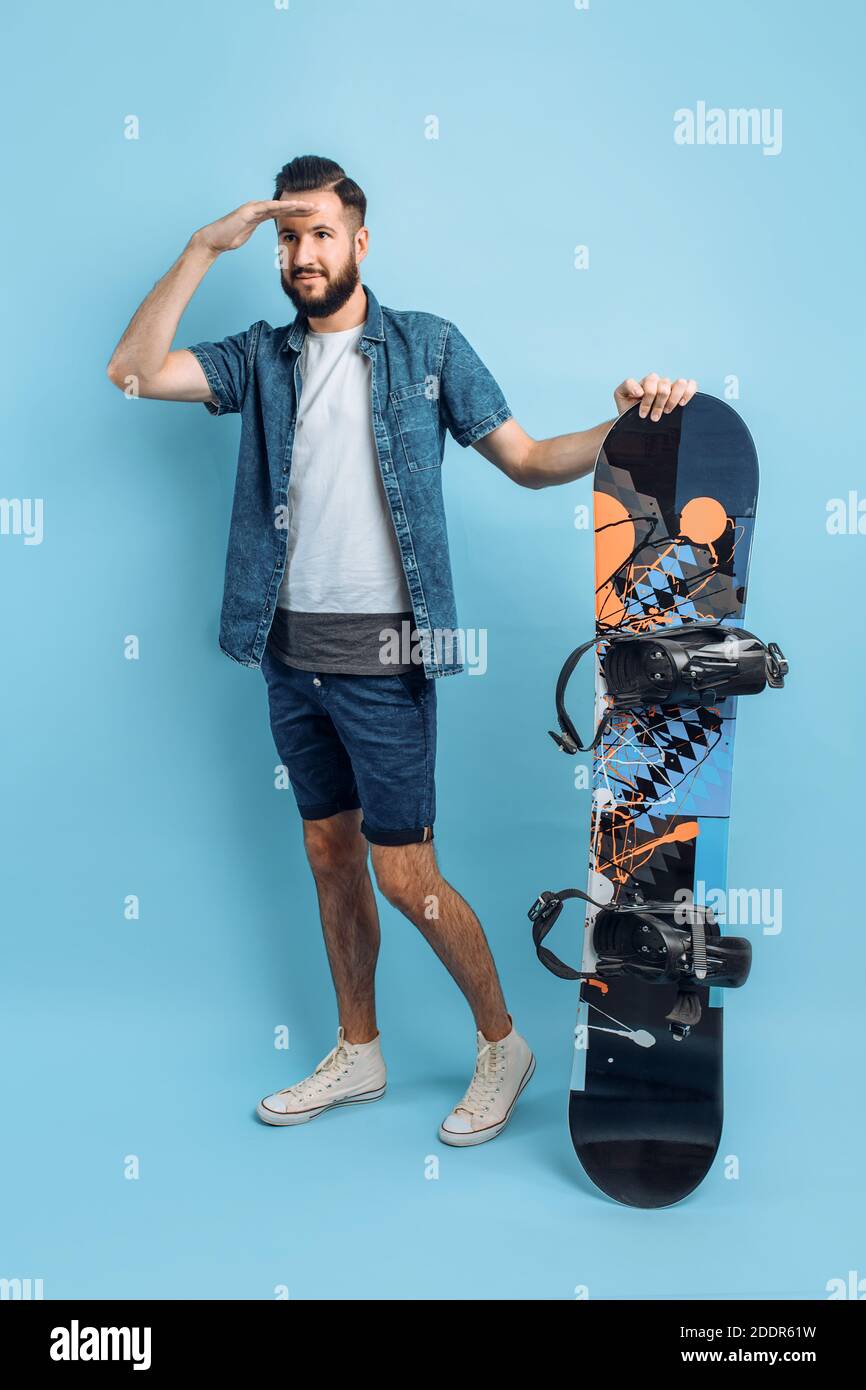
295;273;323;280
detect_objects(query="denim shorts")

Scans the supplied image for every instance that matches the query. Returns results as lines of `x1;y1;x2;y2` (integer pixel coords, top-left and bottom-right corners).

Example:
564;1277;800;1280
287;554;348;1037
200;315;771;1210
259;644;437;846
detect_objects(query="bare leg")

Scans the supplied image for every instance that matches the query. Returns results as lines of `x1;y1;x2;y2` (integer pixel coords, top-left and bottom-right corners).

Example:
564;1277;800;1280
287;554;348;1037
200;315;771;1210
369;840;511;1041
302;809;380;1044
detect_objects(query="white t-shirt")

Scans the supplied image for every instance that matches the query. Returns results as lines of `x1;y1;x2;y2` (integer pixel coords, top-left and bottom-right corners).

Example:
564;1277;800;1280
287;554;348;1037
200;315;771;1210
276;322;412;613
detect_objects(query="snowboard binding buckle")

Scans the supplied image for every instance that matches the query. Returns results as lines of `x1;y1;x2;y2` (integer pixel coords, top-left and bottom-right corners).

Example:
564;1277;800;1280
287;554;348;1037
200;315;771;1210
527;890;563;928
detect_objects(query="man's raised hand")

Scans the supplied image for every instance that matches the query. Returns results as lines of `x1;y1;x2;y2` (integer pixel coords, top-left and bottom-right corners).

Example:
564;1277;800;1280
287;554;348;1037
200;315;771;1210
192;199;316;255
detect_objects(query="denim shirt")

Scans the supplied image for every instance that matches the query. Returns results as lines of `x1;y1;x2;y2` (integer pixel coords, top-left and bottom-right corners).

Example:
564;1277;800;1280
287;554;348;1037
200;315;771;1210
185;284;512;678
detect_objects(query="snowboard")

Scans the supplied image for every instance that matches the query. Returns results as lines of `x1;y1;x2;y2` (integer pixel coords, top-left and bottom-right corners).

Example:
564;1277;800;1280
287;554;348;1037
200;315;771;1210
563;393;759;1208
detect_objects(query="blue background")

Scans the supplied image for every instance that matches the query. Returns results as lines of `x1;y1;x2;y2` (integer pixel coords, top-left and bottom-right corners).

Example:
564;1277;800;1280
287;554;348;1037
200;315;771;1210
2;0;863;1300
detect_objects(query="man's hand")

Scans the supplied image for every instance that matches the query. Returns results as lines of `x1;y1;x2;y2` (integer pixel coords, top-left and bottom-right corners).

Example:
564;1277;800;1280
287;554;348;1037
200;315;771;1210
614;374;698;421
191;199;316;256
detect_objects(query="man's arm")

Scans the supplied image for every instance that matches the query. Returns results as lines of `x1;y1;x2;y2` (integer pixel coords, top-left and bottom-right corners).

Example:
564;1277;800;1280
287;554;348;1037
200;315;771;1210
473;374;698;489
106;237;220;400
472;417;613;489
105;199;312;400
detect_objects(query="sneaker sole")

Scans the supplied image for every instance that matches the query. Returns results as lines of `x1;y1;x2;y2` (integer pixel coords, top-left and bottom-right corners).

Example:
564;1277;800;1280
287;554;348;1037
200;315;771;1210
256;1083;387;1127
437;1053;536;1147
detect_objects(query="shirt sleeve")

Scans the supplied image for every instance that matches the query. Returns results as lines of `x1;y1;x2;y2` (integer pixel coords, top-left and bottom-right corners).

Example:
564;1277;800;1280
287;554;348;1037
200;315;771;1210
184;328;253;416
438;321;512;447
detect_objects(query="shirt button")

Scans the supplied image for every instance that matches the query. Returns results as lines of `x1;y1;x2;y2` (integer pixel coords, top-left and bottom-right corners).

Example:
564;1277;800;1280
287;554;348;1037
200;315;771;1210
312;677;321;686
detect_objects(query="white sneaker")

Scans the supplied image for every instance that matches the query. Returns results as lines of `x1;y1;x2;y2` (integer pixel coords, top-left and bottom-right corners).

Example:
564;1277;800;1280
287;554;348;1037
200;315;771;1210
256;1026;386;1126
438;1019;535;1147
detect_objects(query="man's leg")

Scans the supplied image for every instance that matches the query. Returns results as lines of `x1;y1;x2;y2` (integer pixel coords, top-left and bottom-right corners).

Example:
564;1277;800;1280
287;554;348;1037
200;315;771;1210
301;808;381;1044
256;806;388;1126
368;835;534;1147
369;839;511;1041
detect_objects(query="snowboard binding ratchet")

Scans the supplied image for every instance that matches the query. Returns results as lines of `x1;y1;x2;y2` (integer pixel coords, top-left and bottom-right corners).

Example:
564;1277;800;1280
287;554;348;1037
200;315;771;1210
528;886;752;1039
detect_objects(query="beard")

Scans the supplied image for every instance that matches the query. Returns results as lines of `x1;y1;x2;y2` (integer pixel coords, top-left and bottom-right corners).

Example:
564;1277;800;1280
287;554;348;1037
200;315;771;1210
280;250;360;319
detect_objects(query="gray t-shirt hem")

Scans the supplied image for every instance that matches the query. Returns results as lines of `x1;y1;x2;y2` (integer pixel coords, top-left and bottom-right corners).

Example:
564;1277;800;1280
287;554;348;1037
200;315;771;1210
267;608;424;675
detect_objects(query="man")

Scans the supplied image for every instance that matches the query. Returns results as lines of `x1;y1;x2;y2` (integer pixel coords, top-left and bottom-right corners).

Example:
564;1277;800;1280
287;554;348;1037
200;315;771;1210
107;154;698;1146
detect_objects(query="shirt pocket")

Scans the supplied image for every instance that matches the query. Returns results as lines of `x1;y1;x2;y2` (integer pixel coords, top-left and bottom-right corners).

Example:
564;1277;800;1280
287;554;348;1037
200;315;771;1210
390;381;442;472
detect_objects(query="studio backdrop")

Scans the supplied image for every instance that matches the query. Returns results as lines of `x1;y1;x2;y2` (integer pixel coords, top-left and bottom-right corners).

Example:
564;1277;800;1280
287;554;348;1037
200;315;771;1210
2;0;863;1301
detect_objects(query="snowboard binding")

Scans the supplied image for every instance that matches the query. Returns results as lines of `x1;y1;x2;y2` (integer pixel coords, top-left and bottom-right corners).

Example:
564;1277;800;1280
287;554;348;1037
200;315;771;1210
549;621;788;754
528;885;752;1039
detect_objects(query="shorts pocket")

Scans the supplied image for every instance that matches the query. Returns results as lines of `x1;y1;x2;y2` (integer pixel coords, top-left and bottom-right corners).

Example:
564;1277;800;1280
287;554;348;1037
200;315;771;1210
396;667;429;702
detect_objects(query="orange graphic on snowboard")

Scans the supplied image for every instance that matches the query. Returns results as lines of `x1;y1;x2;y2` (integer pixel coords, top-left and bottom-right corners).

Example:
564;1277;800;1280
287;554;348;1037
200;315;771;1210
590;489;733;892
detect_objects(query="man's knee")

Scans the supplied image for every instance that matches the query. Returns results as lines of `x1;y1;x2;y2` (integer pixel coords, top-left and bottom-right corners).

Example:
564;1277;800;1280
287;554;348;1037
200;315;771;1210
303;810;367;879
370;842;434;915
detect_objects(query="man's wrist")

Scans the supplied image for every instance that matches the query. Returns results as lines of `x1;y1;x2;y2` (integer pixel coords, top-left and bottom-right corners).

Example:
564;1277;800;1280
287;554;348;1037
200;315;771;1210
186;231;221;265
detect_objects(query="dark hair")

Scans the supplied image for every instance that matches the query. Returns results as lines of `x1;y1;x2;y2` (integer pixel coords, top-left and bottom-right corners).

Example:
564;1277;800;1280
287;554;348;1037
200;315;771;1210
273;155;366;235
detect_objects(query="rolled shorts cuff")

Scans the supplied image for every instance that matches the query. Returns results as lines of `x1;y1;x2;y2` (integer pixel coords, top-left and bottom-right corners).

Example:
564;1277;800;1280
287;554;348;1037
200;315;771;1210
298;796;362;821
361;821;435;846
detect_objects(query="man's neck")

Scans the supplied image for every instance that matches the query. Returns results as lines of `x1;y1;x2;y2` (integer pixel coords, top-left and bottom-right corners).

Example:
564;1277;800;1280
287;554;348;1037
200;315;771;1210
307;283;368;334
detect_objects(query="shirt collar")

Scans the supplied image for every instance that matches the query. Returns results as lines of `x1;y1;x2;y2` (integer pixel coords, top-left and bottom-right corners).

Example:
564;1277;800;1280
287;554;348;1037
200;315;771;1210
281;283;384;352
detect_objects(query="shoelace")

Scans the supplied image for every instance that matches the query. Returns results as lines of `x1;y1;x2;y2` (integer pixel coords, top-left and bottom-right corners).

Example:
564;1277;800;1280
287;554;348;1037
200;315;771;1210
454;1040;505;1117
276;1036;353;1101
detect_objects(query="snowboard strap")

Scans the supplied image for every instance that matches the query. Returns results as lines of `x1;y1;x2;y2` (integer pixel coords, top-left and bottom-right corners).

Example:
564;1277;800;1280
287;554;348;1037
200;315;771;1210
548;637;611;754
663;902;708;1030
527;887;606;981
